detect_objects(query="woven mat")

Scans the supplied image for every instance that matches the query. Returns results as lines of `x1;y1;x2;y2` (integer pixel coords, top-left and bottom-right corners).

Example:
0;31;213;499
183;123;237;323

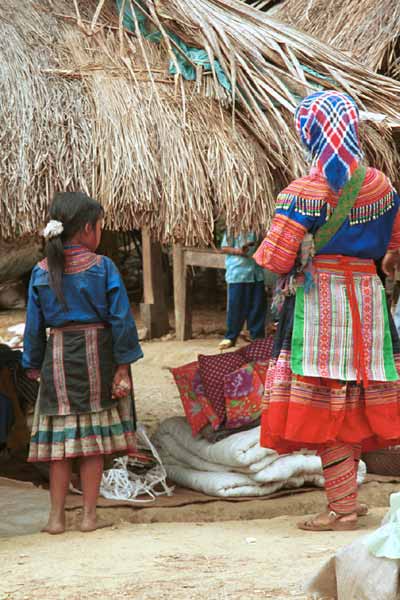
364;473;400;484
65;484;320;511
64;474;400;511
2;471;397;513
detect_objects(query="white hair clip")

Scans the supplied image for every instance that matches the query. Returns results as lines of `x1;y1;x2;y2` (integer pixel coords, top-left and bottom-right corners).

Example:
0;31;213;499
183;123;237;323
42;219;64;240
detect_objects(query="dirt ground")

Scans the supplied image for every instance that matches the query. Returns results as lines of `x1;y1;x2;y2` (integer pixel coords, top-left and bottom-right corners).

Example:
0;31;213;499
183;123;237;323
0;509;387;600
0;309;396;600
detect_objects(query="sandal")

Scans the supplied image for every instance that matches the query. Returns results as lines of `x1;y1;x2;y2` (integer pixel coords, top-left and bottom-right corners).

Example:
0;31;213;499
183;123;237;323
297;511;358;532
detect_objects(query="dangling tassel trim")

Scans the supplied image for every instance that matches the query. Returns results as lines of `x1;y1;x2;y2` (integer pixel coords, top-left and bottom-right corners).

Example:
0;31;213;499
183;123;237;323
349;191;394;225
276;193;327;217
276;191;394;225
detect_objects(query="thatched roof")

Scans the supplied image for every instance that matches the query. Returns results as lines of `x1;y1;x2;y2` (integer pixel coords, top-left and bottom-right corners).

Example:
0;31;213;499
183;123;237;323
1;0;274;244
1;0;400;244
273;0;400;77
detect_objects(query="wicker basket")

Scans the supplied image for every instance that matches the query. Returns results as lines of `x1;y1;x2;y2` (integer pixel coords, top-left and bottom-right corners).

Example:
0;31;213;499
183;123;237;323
362;448;400;476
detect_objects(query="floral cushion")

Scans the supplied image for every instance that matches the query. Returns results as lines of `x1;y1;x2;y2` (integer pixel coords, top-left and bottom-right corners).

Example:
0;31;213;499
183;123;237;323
198;351;246;421
240;337;274;363
224;362;268;429
171;362;221;435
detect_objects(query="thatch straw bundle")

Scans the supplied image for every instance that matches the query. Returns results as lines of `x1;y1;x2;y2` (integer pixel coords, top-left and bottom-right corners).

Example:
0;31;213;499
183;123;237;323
274;0;400;77
1;0;400;244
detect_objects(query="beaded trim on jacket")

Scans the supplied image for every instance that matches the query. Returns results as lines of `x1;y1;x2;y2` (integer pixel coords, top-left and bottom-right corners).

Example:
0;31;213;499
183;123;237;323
276;167;394;225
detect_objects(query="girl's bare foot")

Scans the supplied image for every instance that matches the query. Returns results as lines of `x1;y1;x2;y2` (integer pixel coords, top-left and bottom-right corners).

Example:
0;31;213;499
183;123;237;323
41;512;65;535
80;511;113;532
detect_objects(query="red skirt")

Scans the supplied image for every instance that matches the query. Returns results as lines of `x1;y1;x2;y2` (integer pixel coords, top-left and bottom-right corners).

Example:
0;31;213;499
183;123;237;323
261;350;400;453
263;255;400;454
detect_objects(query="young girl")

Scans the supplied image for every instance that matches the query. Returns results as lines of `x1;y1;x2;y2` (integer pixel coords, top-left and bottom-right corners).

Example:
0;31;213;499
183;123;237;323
23;191;143;534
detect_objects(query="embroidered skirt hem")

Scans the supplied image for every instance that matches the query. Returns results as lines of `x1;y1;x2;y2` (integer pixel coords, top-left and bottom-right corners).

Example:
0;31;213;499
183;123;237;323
261;350;400;454
28;395;136;462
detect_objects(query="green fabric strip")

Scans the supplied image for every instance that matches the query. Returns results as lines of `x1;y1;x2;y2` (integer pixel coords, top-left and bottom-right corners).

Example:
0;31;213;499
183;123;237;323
343;283;350;379
291;286;305;375
314;166;367;253
381;289;399;381
31;419;134;445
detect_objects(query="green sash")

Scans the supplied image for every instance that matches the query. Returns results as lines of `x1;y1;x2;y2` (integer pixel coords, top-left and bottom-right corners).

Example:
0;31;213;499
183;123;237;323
314;166;367;253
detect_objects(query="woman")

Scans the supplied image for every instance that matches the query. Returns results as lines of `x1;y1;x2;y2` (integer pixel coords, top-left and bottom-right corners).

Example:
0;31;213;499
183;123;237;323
254;91;400;531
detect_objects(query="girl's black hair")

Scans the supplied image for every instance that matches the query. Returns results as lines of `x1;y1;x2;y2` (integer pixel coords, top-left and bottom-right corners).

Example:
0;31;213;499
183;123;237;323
46;191;104;307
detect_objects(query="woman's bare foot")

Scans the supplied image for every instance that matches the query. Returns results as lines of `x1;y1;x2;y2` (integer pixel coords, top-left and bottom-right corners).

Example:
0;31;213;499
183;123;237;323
80;510;113;533
41;512;65;535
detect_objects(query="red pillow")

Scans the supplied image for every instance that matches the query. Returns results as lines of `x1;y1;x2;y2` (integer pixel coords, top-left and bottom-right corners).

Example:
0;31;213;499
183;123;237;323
224;362;267;429
240;337;274;363
254;361;269;384
171;362;221;435
198;351;246;421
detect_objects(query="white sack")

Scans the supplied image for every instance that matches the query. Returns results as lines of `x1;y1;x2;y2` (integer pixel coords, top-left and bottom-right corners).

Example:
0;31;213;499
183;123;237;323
154;431;228;473
154;417;366;498
251;454;323;484
164;464;312;498
154;417;273;468
307;538;399;600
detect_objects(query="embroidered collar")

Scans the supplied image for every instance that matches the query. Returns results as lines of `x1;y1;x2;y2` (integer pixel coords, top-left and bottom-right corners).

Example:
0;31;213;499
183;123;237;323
63;245;99;273
39;245;100;273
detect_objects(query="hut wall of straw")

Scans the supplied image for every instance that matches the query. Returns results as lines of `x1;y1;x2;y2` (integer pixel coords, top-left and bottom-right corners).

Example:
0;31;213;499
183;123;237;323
1;0;400;245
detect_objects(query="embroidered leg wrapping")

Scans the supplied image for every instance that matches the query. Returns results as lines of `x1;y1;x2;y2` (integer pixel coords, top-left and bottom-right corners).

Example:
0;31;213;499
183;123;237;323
319;443;358;514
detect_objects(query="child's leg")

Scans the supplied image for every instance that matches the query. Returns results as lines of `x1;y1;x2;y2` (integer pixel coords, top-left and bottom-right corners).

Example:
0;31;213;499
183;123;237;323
225;283;248;342
247;281;267;340
79;454;105;532
44;459;72;534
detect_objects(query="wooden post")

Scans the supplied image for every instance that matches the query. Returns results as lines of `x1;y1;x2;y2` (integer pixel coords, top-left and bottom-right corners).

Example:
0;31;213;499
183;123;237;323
173;243;192;341
142;228;155;305
140;228;170;339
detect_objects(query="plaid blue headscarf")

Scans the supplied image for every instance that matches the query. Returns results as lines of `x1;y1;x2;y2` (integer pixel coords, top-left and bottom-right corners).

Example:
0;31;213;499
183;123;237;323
295;91;362;193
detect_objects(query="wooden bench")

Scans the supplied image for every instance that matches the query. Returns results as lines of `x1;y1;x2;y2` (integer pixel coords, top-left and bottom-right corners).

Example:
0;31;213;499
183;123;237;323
173;245;226;341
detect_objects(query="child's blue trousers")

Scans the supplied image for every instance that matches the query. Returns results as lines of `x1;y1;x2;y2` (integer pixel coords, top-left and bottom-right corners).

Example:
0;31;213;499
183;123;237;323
225;281;267;342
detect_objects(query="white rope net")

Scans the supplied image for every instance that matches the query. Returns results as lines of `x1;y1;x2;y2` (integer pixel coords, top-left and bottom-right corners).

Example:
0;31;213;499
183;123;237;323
100;423;174;503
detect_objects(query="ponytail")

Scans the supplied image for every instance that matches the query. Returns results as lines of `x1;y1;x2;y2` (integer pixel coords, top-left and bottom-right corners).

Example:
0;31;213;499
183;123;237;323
46;236;67;307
